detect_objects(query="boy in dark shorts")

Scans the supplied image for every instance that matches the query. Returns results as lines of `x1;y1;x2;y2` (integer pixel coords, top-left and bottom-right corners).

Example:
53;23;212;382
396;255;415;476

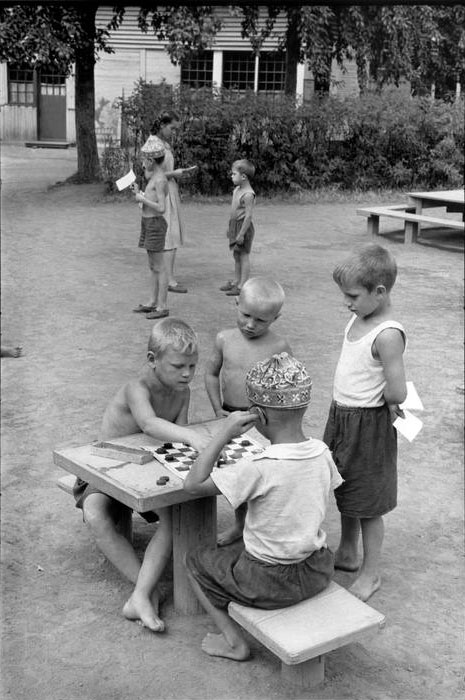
184;352;342;661
73;318;209;632
323;243;407;602
220;159;256;297
132;135;170;319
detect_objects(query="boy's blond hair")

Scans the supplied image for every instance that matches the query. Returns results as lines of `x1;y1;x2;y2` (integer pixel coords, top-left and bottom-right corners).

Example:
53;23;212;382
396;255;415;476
148;318;198;357
333;244;397;292
241;277;285;311
233;159;255;180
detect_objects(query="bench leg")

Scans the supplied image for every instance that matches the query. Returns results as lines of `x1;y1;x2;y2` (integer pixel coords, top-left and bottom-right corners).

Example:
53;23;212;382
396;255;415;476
404;221;418;244
281;655;325;688
367;215;380;238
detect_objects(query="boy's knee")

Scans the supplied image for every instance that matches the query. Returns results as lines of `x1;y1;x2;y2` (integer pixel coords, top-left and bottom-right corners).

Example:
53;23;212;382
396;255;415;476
83;500;116;535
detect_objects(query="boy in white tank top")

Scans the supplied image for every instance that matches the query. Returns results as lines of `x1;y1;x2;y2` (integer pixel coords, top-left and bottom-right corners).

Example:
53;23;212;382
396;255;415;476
323;243;407;602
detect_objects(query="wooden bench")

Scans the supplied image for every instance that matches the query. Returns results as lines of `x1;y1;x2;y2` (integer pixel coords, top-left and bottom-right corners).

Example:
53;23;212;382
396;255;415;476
228;581;385;689
57;473;77;495
357;205;465;244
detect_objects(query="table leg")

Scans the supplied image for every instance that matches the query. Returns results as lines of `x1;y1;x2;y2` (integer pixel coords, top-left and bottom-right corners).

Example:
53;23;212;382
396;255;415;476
172;496;217;614
414;197;423;238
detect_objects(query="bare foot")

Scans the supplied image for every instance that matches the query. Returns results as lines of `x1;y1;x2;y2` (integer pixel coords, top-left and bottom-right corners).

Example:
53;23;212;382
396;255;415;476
217;525;243;547
1;345;22;358
201;633;250;660
349;575;381;602
122;590;165;632
334;550;359;572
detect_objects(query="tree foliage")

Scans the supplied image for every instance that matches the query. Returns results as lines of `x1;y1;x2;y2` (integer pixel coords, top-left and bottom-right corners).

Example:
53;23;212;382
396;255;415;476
237;5;465;96
0;4;220;182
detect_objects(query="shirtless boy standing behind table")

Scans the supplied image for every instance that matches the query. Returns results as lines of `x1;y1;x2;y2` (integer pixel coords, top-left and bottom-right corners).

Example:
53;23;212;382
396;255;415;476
205;277;292;544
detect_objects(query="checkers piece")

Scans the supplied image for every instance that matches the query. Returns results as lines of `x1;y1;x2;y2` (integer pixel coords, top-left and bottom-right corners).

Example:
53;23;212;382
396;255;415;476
145;436;265;481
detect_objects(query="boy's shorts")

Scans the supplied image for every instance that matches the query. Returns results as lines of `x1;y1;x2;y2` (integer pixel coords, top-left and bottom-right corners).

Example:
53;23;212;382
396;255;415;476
138;215;167;252
186;539;333;610
228;219;254;254
73;478;159;523
323;401;397;518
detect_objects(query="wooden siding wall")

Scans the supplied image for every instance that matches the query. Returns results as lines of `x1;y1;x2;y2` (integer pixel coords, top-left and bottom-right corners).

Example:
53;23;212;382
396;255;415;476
96;6;285;51
94;49;178;104
0;105;36;141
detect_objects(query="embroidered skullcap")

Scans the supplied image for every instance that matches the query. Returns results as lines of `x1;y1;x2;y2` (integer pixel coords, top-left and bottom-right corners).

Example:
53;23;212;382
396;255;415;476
246;352;312;409
141;135;165;158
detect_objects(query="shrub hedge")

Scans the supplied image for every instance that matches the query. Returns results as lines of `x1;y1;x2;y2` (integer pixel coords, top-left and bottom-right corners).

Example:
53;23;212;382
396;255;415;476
104;80;464;195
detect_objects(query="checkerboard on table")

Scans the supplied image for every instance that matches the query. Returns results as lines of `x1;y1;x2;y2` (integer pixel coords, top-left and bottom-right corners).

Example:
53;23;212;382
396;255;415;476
143;435;264;480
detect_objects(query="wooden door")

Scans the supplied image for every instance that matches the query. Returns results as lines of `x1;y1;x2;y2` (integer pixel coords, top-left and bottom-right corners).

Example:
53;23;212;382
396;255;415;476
38;69;66;141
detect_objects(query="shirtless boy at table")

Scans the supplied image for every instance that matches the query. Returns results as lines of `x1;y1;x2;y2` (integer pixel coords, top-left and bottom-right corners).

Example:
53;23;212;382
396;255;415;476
73;318;209;632
205;277;292;544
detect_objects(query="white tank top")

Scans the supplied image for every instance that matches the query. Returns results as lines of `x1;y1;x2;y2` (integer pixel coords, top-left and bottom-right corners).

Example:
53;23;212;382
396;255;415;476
333;316;406;407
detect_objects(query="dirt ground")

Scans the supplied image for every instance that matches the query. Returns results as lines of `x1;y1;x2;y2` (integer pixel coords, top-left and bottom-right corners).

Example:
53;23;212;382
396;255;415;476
1;144;464;700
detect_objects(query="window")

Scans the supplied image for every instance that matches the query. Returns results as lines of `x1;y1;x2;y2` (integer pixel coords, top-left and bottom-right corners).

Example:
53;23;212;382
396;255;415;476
8;65;35;105
181;52;213;88
39;69;66;96
222;51;255;91
257;52;285;93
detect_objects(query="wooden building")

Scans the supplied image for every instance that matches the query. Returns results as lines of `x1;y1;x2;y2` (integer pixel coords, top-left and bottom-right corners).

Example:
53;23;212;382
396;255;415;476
0;6;359;145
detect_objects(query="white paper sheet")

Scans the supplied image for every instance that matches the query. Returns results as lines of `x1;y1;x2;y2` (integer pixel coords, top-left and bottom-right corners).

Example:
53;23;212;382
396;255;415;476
394;410;423;441
400;381;424;411
115;169;136;191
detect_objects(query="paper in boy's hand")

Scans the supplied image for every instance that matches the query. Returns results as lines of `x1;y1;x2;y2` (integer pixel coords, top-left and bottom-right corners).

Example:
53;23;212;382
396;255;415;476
116;169;136;191
400;381;424;411
394;410;423;442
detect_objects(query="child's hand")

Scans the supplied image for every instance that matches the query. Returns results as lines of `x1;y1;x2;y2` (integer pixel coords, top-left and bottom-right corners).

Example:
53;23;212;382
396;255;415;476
215;408;230;418
235;235;244;246
389;404;405;422
130;183;140;194
222;411;258;440
135;192;145;203
184;429;211;453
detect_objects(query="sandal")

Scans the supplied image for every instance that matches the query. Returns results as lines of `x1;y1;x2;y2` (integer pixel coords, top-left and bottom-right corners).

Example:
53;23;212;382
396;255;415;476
219;281;235;291
146;309;169;319
133;304;156;313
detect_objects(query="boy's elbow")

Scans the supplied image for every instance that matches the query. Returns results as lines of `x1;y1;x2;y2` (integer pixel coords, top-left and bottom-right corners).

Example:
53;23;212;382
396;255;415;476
183;478;201;496
385;387;407;405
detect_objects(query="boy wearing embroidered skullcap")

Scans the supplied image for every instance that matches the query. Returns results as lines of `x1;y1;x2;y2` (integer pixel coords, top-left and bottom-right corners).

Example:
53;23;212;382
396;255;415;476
131;135;170;319
184;352;342;661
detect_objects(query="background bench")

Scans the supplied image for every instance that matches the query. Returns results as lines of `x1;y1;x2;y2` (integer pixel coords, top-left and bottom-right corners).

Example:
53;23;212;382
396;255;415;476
357;204;464;243
229;581;385;689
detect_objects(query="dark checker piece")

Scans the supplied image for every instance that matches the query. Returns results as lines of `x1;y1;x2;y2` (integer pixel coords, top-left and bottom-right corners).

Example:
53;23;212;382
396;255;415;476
164;442;174;449
240;440;252;446
165;454;177;462
156;447;168;454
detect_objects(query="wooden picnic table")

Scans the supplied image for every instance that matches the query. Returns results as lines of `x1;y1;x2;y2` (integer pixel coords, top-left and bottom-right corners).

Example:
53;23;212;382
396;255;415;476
357;189;464;243
407;189;464;235
53;418;263;615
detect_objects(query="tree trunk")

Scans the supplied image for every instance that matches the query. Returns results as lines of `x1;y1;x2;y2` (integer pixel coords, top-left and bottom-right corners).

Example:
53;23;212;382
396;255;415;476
284;10;300;96
73;6;100;182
